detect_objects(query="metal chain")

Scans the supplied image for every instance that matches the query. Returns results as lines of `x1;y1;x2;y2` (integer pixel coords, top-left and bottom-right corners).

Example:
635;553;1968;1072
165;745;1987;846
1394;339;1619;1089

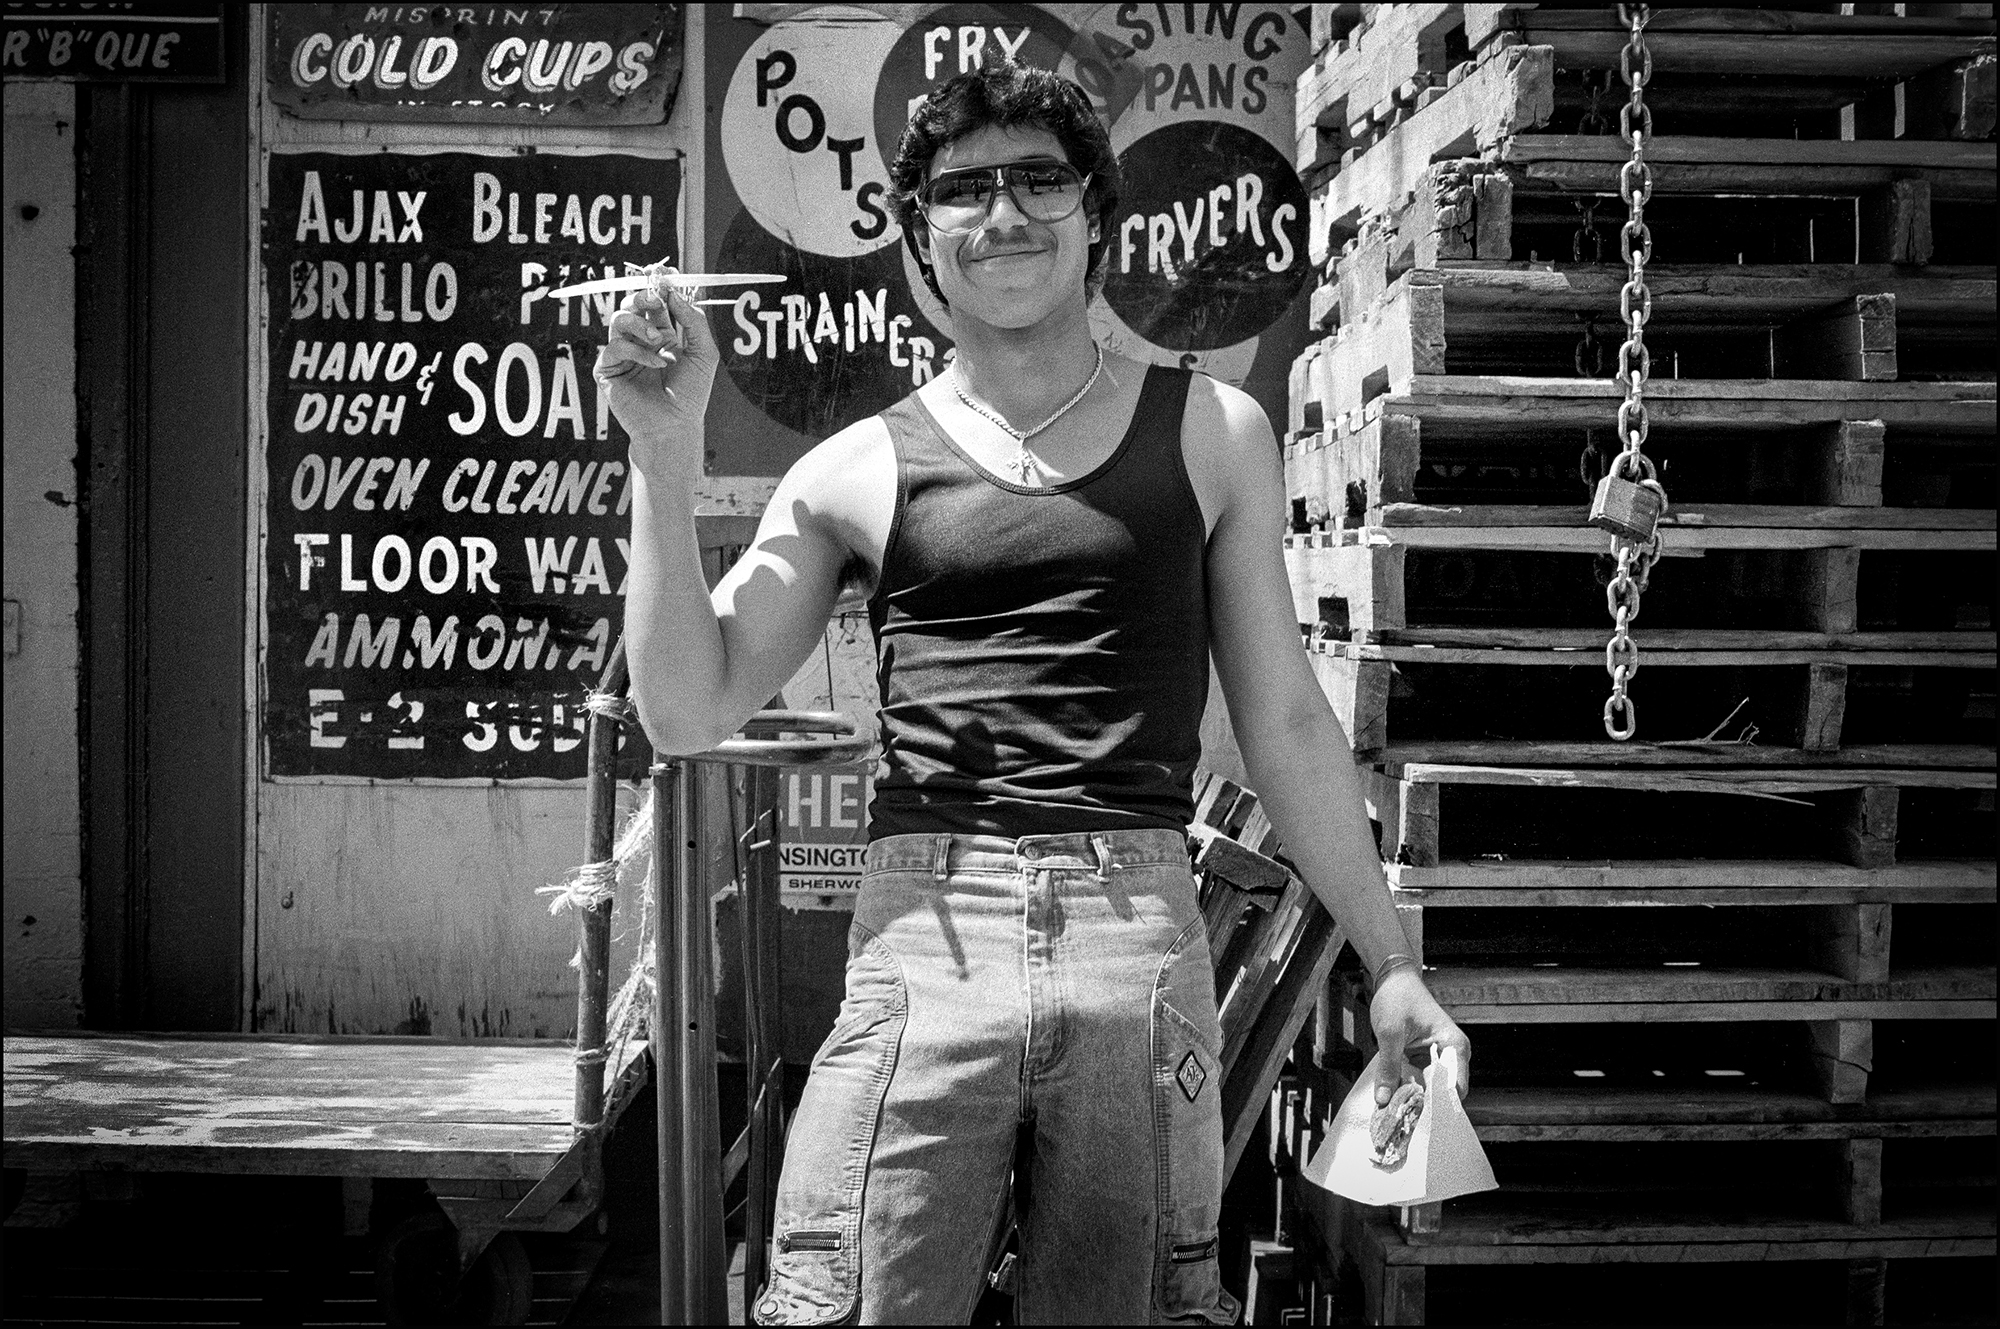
1573;313;1607;377
1579;69;1616;136
1570;199;1607;264
1579;427;1606;494
1601;3;1664;741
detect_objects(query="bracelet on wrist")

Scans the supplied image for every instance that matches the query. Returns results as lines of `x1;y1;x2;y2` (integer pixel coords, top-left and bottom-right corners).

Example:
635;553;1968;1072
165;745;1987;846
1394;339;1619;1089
1372;952;1423;988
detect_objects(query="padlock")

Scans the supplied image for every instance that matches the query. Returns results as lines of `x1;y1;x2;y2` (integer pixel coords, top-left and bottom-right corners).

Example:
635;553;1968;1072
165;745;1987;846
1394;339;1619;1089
1589;471;1664;543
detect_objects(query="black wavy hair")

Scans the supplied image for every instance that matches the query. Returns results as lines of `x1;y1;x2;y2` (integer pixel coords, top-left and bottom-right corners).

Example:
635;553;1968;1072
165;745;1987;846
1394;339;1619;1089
887;61;1121;309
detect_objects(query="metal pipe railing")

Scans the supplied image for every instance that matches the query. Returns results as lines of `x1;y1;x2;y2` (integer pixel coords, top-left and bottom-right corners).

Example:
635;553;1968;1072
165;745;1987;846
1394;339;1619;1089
652;713;871;1325
572;639;628;1130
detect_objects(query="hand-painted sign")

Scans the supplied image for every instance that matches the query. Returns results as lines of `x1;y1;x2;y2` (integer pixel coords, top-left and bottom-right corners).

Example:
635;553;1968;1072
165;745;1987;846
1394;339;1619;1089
267;4;682;124
2;3;224;82
261;148;678;779
700;3;1314;473
1102;119;1308;351
778;763;872;906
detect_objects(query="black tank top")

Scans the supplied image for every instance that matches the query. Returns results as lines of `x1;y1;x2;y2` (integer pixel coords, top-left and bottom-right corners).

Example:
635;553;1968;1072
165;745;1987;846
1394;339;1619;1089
865;364;1208;839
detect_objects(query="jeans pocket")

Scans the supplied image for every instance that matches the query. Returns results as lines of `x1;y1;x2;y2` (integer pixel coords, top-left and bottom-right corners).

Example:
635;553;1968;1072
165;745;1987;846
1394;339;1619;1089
754;928;907;1326
1152;917;1237;1325
1155;914;1225;1066
1156;1232;1243;1324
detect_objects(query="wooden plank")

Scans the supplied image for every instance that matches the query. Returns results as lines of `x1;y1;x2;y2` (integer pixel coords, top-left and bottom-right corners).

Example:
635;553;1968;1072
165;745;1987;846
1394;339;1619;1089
1387;859;1997;906
1293;3;1459;151
1861;180;1935;266
1331;644;1994;667
1373;503;1993;531
1514;156;1994;203
1499;30;1995;79
1473;171;1514;261
1464;1085;1999;1135
1307;271;1984;426
1222;910;1345;1181
1905;50;1999;141
1501;133;1996;172
1336;227;1393;329
1365;632;1994;654
1361;1206;1998;1262
1811;903;1893;983
1;1034;580;1178
1810;1019;1875;1105
1789;662;1848;752
1836;786;1901;869
1376;1234;2000;1265
1402;159;1486;269
1445;998;1993;1023
1474;1117;1998;1144
1310;652;1390;754
1391;375;1997;431
1219;883;1315;1069
1402;884;1984;907
1397;779;1441;868
1311;526;1994;552
1387;859;1994;893
1801;548;1863;635
1323;283;1446;423
1478;9;2000;37
1772;294;1899;382
1425;964;1997;1006
2;1129;571;1180
1404;263;1995;320
1843;1137;1886;1225
1809;422;1888;508
1392;764;2000;792
1338;413;1421;514
1191;823;1291;895
1323;45;1556;232
1391;764;1995;792
1285;540;1405;636
1379;1265;1425;1326
1847;1257;1889;1329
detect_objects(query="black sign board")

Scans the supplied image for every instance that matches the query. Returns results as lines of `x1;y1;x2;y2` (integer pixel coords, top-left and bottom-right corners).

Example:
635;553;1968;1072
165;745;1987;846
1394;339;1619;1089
268;4;681;124
262;149;679;780
2;4;224;82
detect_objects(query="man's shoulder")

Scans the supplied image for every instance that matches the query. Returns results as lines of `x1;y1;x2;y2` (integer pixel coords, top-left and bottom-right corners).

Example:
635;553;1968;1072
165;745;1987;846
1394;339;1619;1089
766;411;899;558
1182;369;1275;445
785;411;897;490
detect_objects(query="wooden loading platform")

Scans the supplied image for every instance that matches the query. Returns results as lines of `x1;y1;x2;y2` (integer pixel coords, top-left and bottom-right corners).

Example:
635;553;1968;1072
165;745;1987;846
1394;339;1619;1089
2;1031;650;1320
1272;5;1996;1324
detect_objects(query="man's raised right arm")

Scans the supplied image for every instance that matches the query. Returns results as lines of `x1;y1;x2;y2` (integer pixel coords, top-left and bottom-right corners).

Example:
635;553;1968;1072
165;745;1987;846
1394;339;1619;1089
599;278;854;755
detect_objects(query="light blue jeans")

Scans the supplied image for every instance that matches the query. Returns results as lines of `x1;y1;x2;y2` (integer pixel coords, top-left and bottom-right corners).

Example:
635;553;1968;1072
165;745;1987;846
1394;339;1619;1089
752;828;1242;1325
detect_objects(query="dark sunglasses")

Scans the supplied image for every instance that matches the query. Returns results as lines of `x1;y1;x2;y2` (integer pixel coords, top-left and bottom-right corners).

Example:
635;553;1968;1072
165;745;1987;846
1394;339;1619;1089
916;161;1092;234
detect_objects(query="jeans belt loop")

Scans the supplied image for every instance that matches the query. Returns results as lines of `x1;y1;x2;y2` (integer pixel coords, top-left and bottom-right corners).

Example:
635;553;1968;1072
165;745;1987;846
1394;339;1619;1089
932;833;951;882
1090;834;1114;883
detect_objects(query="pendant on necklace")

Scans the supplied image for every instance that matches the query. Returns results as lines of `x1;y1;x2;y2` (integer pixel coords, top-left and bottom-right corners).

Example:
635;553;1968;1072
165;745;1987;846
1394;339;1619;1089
1009;449;1040;484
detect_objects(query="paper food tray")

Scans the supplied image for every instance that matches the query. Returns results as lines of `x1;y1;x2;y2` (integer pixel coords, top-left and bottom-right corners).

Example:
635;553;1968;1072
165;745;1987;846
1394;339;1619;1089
1302;1044;1497;1207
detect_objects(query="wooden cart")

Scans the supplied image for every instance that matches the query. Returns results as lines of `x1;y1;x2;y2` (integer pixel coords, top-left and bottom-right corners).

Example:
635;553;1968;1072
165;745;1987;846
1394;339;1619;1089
2;647;863;1325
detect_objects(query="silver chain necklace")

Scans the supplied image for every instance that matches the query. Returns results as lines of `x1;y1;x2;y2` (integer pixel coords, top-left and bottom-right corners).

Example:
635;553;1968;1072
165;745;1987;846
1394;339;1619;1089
952;343;1105;484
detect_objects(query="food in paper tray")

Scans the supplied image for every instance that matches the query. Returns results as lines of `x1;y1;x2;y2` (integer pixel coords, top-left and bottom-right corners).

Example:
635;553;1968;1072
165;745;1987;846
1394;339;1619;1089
1370;1081;1426;1169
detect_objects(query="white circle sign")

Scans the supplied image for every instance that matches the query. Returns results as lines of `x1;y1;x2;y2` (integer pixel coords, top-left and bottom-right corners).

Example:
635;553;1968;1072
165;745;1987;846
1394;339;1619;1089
721;8;905;259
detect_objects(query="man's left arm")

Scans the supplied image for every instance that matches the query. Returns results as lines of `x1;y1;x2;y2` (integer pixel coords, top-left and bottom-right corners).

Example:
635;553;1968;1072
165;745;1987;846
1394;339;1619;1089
1192;379;1471;1103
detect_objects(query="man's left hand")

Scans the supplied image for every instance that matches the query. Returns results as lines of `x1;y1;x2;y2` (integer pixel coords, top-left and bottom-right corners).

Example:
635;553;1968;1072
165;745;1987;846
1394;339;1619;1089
1369;967;1472;1106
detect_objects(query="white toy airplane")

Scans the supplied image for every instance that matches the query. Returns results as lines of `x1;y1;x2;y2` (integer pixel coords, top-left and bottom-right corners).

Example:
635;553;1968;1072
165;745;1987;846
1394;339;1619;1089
549;269;785;306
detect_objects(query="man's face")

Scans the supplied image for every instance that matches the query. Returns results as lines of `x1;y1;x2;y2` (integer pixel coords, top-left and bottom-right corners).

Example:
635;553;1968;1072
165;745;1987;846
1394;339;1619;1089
916;123;1099;330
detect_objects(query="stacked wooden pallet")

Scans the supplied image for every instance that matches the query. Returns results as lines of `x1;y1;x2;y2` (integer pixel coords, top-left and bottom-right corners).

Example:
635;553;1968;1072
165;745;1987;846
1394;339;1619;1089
1278;6;1996;1324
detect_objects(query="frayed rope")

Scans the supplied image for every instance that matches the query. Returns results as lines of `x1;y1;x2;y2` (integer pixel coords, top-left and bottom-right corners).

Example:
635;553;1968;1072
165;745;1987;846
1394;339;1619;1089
537;858;619;916
584;688;636;722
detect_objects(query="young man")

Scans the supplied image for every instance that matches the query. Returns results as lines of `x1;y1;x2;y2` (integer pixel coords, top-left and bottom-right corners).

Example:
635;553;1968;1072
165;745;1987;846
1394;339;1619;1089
598;63;1469;1326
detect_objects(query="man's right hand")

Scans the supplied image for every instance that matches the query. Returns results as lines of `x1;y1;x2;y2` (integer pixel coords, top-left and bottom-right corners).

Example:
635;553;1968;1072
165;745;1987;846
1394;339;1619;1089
594;269;721;473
